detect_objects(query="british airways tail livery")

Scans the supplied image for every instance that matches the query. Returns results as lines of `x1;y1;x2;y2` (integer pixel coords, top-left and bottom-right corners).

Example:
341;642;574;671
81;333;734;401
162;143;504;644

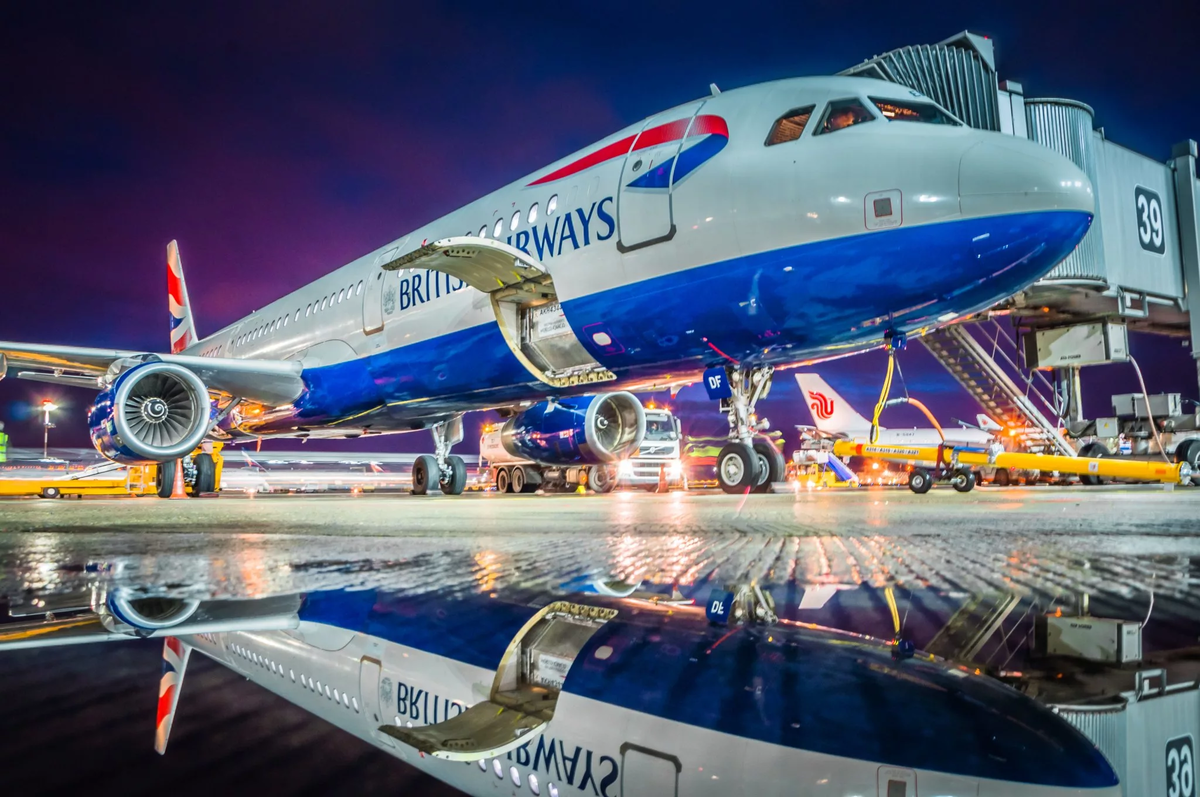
0;76;1094;493
0;587;1119;795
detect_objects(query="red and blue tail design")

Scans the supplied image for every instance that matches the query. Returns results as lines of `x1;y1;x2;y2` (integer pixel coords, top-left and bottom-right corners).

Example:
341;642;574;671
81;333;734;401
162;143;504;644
155;636;191;755
528;114;728;188
168;240;197;354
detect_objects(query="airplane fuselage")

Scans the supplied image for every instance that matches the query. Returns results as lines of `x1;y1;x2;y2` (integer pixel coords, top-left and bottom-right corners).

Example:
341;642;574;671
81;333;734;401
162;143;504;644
184;75;1092;440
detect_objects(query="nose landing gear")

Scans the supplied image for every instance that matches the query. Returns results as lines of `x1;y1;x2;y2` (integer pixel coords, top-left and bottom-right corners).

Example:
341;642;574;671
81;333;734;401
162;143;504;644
712;365;783;494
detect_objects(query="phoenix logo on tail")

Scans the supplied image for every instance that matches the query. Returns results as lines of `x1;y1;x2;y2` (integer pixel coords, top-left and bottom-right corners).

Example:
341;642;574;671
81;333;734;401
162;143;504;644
808;390;835;421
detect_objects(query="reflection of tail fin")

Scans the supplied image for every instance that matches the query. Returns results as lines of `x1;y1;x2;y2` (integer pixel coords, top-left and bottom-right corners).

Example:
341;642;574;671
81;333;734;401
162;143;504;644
795;374;874;435
155;636;191;754
168;241;197;354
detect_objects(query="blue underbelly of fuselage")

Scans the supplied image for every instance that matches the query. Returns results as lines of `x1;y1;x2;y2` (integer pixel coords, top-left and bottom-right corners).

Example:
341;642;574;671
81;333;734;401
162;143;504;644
257;209;1090;434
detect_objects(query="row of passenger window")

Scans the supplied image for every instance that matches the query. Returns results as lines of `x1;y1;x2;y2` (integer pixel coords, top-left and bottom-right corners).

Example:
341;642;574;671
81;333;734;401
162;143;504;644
229;641;360;713
764;95;959;146
469;193;560;242
479;757;558;796
233;279;366;349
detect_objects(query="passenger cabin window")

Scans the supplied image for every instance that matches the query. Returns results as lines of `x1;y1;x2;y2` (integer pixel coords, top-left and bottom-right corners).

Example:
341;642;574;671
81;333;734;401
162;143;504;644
493;218;503;237
870;97;960;125
547;195;558;215
528;203;538;224
816;98;875;135
478;224;488;238
510;210;520;231
765;105;815;146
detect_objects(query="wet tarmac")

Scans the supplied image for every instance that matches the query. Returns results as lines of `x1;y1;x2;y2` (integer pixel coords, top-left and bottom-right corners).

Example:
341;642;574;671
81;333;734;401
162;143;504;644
2;485;1199;796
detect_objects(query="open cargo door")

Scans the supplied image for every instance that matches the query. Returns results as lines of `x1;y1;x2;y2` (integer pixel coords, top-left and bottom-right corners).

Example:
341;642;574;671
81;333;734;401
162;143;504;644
381;600;617;760
382;239;615;389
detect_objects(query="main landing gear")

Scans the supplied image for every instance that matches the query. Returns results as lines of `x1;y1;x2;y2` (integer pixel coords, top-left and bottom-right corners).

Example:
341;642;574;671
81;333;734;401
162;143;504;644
714;366;785;495
413;416;468;496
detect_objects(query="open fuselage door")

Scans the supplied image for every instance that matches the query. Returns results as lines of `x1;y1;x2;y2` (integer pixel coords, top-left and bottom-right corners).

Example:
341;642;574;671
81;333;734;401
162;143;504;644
383;239;615;389
381;600;617;759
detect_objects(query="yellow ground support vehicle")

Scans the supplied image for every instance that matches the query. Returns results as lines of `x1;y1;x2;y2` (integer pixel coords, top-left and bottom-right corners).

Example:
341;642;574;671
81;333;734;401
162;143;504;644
832;440;1192;494
0;465;158;499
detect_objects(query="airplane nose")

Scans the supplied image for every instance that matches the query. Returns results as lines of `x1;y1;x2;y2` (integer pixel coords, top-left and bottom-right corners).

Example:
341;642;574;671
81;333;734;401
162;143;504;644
959;135;1094;218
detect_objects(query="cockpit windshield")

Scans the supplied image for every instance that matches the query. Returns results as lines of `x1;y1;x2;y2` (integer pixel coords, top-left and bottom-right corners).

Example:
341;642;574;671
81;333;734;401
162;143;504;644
869;97;961;125
816;98;876;135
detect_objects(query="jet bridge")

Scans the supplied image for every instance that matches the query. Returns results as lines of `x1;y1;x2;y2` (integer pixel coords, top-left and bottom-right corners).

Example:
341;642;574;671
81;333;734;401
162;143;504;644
845;32;1200;450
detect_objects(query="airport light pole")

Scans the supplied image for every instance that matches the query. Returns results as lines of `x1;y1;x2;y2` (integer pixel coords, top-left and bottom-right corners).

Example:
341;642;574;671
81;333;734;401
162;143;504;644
41;399;57;460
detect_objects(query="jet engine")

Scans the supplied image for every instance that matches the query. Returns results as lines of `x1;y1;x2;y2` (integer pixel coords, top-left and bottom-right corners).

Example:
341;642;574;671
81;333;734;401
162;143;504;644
101;593;202;631
498;392;646;465
88;361;212;463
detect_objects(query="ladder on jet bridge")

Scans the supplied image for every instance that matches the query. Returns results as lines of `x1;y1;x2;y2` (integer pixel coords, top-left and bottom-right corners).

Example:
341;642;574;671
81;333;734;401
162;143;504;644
921;320;1077;457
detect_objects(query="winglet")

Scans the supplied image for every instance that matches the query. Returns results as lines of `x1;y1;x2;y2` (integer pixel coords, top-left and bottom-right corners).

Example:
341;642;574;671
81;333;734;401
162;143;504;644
155;636;192;755
168;241;198;354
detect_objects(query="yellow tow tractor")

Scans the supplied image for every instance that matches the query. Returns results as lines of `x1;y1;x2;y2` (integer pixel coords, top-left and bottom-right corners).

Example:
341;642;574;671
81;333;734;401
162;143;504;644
0;442;224;499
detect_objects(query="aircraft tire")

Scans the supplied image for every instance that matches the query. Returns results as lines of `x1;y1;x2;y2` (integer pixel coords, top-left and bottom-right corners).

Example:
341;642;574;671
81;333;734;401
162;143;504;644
908;468;933;494
1077;442;1110;486
751;438;785;494
993;468;1011;487
590;465;616;493
412;454;439;495
495;467;511;494
440;455;467;496
717;443;756;494
39;486;61;499
192;453;216;496
950;468;976;493
156;460;176;498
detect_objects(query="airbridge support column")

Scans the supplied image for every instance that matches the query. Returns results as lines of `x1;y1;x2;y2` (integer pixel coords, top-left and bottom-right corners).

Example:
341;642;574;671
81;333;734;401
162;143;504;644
1172;140;1200;394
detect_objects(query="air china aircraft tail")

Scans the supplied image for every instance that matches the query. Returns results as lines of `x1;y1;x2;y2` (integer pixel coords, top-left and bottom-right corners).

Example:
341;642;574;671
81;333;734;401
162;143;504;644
796;373;874;435
167;240;197;354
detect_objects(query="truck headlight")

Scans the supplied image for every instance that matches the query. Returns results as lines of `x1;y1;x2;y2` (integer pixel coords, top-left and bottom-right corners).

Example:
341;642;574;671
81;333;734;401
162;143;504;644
618;460;634;477
667;462;682;479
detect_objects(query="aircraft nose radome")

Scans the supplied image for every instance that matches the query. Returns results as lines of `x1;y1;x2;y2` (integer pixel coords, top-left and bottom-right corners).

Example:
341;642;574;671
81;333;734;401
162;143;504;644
959;135;1095;217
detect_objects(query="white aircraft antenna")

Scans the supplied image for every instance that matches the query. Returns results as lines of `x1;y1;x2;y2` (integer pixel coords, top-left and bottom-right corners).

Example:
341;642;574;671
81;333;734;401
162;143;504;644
709;83;721;96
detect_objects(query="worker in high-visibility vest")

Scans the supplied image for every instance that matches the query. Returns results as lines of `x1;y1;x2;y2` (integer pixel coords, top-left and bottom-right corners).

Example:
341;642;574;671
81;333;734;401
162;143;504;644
0;422;7;464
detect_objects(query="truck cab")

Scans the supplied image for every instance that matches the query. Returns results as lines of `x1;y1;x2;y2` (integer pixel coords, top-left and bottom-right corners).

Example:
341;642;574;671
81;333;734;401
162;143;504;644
616;409;687;490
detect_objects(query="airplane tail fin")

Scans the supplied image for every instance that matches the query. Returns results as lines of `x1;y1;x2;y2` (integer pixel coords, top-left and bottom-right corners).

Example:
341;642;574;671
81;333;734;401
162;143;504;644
976;414;1003;433
155;636;191;754
167;241;197;354
795;373;874;435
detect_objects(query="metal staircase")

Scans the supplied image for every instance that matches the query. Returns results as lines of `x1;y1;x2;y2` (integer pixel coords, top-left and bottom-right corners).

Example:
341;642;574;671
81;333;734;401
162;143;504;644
922;320;1077;457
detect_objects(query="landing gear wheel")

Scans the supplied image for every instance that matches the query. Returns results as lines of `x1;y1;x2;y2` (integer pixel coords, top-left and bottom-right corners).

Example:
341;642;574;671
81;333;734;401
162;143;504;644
192;453;216;496
908;468;933;495
992;468;1011;487
440;455;467;496
1078;442;1111;486
1175;439;1200;487
495;467;511;494
156;460;176;498
589;465;616;493
39;486;61;499
717;443;756;494
412;454;439;495
511;465;527;494
751;438;786;494
950;468;976;493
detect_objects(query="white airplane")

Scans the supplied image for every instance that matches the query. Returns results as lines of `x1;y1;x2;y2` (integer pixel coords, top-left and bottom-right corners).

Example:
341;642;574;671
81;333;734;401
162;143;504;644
797;373;997;447
0;587;1120;795
0;75;1093;494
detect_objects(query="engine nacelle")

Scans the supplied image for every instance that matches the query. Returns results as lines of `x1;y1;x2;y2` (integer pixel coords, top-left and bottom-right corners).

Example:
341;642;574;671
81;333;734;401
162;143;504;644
101;593;201;631
88;361;212;463
499;392;646;465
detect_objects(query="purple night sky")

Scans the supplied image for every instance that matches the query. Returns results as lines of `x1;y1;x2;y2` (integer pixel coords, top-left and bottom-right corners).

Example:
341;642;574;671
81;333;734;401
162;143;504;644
1;3;1197;452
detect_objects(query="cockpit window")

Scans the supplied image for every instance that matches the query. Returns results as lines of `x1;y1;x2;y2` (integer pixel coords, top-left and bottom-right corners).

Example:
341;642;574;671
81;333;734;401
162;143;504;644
870;97;960;125
816;98;875;135
764;105;815;146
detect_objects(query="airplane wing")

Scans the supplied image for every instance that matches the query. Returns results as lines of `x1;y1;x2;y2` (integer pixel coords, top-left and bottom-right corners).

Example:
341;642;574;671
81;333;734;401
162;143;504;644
0;594;303;652
0;341;305;406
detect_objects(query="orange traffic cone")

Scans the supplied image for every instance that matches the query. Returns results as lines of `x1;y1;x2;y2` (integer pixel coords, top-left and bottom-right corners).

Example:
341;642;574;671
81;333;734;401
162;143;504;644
169;459;188;499
657;463;667;493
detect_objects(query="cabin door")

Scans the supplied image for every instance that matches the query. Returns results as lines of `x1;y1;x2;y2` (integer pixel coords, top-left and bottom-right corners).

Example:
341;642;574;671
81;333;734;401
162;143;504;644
620;743;680;797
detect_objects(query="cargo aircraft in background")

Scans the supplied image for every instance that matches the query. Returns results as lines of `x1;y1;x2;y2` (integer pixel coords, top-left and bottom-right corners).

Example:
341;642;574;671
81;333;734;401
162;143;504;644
0;75;1094;493
0;583;1120;796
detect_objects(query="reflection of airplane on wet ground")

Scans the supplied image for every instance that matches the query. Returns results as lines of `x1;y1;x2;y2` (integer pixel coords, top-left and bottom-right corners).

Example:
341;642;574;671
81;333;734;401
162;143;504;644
0;75;1094;496
222;450;483;493
0;587;1118;796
